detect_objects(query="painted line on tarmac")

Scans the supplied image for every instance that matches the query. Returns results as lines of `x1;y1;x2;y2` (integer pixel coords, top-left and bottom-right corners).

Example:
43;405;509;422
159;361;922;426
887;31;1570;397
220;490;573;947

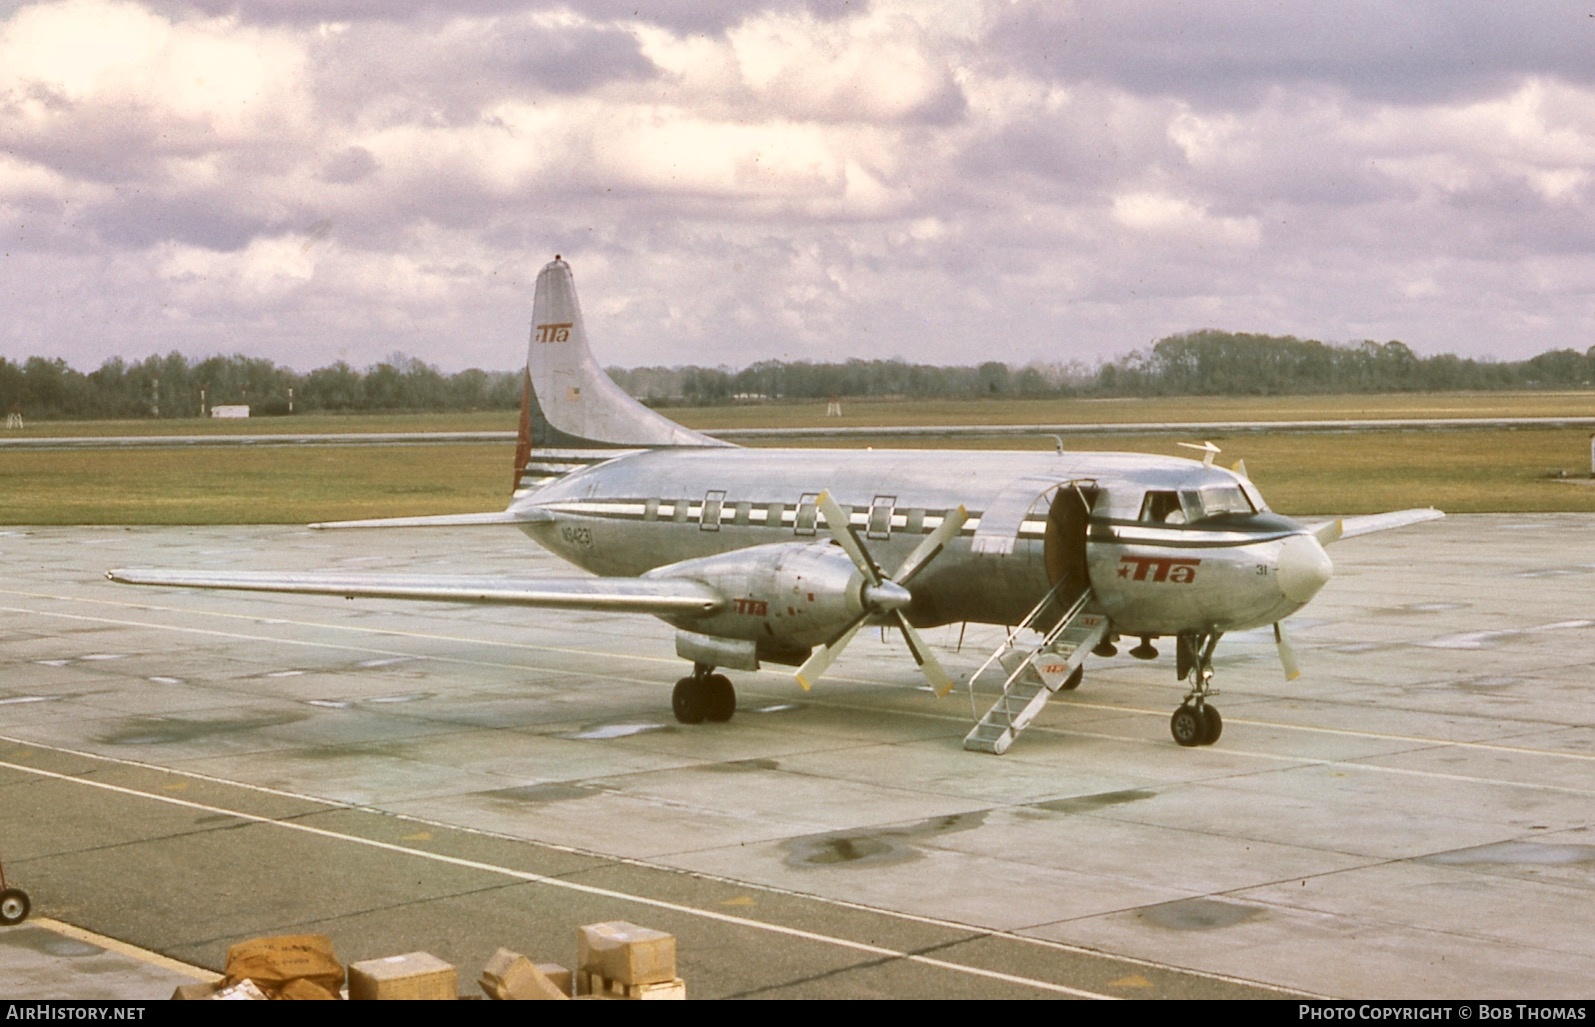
30;919;219;983
0;752;1116;1000
12;590;1594;792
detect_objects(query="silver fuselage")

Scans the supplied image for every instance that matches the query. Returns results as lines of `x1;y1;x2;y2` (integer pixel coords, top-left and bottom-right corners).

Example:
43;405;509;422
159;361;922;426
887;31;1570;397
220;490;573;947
511;447;1324;638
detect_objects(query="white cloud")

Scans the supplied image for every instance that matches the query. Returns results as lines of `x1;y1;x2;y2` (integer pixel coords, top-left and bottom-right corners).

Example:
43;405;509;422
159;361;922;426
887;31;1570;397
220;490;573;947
1;0;1593;375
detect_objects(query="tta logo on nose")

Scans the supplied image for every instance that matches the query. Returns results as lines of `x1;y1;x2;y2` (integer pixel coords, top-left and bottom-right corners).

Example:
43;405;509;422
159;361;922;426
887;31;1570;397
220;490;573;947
1118;556;1201;583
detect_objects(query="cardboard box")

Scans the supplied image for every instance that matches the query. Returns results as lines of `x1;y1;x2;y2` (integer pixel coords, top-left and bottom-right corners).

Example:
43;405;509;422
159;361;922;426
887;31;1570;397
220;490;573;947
576;922;676;986
169;981;221;1001
478;948;569;1001
348;951;458;1001
225;934;344;995
211;979;269;1001
586;973;686;1000
279;978;341;1000
536;963;573;998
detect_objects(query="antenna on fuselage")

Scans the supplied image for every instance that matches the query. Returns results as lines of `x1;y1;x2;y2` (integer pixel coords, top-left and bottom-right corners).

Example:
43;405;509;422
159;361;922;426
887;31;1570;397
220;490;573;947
1177;441;1221;468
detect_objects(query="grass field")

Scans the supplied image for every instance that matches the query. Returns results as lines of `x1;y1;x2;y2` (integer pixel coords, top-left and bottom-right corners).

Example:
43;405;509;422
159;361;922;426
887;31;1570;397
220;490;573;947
1;392;1591;523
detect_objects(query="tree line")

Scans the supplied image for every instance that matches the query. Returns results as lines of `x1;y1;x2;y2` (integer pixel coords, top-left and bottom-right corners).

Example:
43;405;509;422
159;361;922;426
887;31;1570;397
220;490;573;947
2;331;1591;420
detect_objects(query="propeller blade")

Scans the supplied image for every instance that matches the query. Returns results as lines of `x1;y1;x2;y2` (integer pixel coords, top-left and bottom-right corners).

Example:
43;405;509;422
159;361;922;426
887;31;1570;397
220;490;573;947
1313;518;1344;546
895;611;956;696
816;491;881;586
1274;622;1302;682
794;617;865;690
891;505;968;586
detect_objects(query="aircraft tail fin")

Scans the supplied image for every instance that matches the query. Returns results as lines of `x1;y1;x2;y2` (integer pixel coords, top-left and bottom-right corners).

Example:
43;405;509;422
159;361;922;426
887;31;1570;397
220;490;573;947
513;256;728;495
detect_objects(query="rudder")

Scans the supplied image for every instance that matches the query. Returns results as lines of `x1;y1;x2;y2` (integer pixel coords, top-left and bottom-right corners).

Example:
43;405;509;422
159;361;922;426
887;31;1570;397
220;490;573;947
513;257;728;494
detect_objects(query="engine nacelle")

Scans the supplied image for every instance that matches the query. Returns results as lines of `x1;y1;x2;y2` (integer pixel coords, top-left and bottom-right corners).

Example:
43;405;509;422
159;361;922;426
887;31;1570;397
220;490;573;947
643;541;874;658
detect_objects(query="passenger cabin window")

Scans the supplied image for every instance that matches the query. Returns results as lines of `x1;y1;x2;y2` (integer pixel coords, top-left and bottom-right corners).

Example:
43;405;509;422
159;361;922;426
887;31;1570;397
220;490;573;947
794;492;819;536
867;495;896;540
700;490;725;531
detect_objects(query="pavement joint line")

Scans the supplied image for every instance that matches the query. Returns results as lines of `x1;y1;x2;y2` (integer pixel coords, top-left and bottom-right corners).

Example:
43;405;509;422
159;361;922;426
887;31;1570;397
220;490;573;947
8;592;1595;791
0;754;1117;999
0;735;1332;999
25;918;220;983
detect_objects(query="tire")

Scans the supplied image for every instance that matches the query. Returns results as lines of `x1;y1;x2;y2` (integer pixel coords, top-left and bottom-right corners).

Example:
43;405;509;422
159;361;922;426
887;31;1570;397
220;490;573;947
704;674;736;723
1170;704;1205;747
0;888;30;926
1202;705;1223;745
671;677;707;725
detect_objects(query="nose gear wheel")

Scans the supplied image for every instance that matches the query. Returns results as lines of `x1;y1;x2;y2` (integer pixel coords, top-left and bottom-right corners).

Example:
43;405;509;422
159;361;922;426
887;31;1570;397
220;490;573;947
1171;631;1223;746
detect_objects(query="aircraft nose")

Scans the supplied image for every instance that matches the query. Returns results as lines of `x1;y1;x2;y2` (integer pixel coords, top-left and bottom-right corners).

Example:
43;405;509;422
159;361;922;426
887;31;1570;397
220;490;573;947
1277;534;1333;604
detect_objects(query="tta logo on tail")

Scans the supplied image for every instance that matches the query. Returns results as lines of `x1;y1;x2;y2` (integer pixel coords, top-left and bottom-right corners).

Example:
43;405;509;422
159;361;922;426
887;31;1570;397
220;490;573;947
535;322;573;342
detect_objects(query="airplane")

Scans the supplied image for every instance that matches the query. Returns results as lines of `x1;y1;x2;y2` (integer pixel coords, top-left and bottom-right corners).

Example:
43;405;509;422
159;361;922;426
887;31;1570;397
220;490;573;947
110;256;1443;754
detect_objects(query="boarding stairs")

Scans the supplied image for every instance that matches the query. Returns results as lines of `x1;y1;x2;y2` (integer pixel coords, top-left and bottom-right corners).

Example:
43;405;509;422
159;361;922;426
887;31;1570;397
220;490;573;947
963;587;1109;754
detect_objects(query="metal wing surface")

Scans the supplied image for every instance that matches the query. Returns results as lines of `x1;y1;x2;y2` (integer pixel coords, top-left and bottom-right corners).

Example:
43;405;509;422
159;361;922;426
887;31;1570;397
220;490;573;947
106;568;723;616
1324;508;1446;542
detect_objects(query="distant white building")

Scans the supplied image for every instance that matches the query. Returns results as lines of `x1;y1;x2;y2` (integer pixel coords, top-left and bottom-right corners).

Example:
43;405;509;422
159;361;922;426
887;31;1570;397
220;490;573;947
210;405;250;419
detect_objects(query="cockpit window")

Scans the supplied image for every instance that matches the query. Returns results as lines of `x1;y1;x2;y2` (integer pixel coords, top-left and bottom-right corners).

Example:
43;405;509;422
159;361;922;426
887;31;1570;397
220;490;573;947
1191;485;1254;519
1139;491;1186;524
1139;486;1255;525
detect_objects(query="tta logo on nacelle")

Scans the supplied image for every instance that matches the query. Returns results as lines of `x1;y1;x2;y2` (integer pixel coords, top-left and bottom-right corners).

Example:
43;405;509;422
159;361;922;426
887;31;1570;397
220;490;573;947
535;322;573;343
1117;555;1201;583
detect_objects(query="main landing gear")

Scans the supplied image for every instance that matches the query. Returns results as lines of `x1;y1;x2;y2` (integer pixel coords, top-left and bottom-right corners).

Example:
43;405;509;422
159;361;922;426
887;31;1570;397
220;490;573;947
671;663;736;725
1170;631;1224;747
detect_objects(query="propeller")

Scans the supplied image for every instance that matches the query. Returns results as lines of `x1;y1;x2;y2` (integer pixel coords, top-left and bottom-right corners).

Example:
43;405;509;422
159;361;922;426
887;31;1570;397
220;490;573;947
1274;622;1301;682
794;492;969;696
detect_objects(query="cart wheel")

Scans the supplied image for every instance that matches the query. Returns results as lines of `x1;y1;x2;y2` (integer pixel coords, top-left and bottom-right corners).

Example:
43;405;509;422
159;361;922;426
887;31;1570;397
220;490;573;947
0;887;30;925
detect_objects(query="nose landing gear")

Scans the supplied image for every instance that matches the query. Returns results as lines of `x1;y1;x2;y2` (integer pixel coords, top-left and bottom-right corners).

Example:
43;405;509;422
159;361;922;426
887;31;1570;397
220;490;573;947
1171;631;1223;747
671;663;736;724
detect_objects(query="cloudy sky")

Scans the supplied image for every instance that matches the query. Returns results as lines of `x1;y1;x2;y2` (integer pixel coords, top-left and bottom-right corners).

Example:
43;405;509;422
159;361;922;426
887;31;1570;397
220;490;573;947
2;1;1593;374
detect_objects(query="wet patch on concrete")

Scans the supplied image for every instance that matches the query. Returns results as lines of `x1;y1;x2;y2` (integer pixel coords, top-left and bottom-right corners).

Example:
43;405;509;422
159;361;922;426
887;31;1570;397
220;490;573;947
366;693;430;704
1033;789;1157;815
1515;566;1595;579
99;712;308;746
564;722;669;740
1422;841;1595;867
696;758;781;773
1454;676;1523;690
783;810;988;870
484;782;608;804
1425;620;1595;650
1135;897;1263;931
1;927;104;958
1377;602;1465;615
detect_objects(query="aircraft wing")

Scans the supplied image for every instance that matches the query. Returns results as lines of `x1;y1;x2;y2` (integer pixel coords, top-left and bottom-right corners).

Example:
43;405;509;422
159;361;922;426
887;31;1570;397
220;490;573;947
106;568;723;616
1310;507;1445;544
309;509;552;530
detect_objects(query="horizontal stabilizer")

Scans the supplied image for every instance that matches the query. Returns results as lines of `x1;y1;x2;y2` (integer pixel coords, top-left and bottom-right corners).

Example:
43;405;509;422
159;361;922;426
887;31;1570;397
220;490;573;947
107;568;724;616
310;509;552;530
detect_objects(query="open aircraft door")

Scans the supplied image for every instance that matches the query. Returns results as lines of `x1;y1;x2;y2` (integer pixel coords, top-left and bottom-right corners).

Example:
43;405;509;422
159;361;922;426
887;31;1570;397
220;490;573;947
1043;482;1098;614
